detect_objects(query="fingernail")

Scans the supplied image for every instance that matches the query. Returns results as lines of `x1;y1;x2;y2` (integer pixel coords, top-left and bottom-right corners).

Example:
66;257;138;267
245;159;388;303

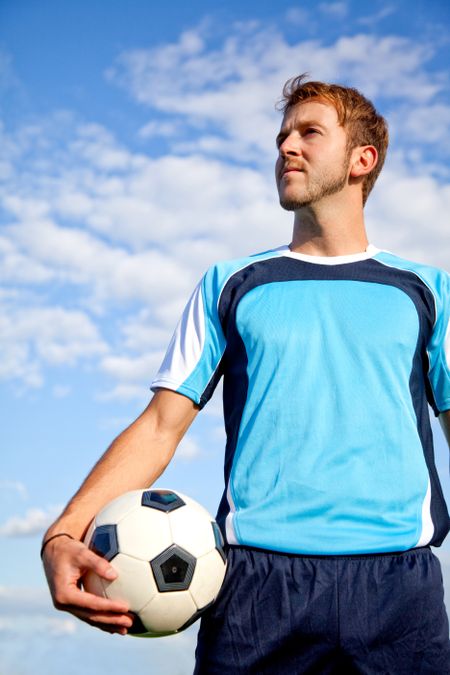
105;568;117;579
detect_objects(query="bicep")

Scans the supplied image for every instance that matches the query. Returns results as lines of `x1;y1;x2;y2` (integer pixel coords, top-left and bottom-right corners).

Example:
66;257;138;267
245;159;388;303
438;409;450;449
139;388;200;444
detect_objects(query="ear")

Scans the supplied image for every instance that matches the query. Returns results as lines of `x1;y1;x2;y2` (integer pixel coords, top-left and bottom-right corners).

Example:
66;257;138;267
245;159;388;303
349;145;378;178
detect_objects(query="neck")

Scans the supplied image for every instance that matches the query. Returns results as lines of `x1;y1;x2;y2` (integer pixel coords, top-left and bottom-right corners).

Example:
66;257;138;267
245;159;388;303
289;193;368;257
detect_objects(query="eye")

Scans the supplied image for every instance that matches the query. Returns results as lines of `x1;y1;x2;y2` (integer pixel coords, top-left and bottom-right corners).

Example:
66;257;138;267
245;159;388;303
305;128;319;135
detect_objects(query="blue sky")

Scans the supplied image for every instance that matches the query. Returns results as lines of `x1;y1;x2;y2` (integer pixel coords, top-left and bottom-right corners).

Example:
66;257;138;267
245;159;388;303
1;0;450;672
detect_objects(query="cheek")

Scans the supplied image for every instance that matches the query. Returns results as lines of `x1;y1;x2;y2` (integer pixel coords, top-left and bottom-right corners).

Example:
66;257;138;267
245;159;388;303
275;155;284;178
275;157;282;179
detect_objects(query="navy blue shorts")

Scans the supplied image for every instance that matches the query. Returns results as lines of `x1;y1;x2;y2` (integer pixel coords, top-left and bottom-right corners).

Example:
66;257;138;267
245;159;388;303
194;545;450;674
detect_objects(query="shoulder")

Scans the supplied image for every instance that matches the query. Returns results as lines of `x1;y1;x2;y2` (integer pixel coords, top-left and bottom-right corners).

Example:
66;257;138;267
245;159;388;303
373;249;450;300
202;245;286;295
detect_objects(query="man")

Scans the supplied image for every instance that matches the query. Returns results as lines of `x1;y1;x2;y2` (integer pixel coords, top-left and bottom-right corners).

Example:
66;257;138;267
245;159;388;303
42;74;450;673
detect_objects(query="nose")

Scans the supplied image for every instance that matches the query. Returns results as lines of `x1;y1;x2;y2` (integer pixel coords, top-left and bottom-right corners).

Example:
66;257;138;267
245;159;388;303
278;133;301;158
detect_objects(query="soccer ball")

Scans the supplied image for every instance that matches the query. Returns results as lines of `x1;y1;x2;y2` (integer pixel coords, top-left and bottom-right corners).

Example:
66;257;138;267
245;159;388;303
82;488;227;637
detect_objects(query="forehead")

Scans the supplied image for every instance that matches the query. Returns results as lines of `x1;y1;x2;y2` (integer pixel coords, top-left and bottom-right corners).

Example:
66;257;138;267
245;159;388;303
280;99;341;130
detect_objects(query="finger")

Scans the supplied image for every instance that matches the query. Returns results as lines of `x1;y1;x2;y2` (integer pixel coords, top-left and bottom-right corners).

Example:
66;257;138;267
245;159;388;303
84;618;128;635
56;585;129;614
82;550;119;582
68;606;134;628
95;624;127;636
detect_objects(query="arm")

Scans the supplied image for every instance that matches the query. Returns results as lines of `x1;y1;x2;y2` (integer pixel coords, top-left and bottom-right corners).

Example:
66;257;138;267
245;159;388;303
439;409;450;449
41;388;199;635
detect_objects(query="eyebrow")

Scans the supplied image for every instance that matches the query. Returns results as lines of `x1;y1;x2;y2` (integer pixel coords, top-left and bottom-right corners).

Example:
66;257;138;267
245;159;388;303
275;120;327;145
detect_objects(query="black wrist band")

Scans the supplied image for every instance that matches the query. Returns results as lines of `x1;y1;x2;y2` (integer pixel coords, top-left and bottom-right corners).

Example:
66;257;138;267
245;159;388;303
40;532;75;560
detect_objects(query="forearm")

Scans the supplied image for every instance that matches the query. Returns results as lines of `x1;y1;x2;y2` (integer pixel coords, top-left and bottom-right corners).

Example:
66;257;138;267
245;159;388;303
43;413;179;543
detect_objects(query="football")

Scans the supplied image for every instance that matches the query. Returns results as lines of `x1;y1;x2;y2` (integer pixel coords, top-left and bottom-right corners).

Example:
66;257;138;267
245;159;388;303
82;488;227;637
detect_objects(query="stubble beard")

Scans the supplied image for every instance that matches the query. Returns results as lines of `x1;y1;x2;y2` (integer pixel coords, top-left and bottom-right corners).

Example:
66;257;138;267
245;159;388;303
279;145;353;211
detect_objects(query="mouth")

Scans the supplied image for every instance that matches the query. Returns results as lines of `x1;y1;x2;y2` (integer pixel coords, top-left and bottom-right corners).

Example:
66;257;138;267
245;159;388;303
281;168;303;179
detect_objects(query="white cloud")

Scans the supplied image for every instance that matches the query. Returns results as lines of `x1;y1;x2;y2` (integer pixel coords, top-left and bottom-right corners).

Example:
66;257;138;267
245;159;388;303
0;504;63;536
0;49;22;96
71;122;147;172
138;119;182;139
0;299;109;387
284;7;311;26
0;586;79;637
357;5;396;26
100;353;162;385
107;23;443;169
1;113;279;265
0;586;54;614
3;218;191;307
0;233;54;284
96;382;152;403
0;481;28;500
52;384;72;398
319;2;348;19
389;103;450;155
0;614;77;637
365;153;450;270
120;309;179;352
176;435;202;460
0;583;198;673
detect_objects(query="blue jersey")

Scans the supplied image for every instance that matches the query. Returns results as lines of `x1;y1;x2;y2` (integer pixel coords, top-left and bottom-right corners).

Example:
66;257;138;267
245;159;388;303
150;243;450;555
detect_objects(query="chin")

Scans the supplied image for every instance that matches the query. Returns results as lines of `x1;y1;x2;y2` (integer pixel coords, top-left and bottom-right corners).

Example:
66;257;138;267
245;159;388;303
279;198;310;211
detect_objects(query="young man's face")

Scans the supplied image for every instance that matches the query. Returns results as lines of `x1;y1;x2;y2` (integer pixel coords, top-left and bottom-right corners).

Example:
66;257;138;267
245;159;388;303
275;99;353;210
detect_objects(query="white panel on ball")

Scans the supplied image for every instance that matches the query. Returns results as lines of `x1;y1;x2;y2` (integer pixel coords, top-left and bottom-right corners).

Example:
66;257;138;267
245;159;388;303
95;490;143;526
177;492;216;519
168;507;216;558
139;590;197;633
117;507;172;560
188;550;227;609
103;553;158;612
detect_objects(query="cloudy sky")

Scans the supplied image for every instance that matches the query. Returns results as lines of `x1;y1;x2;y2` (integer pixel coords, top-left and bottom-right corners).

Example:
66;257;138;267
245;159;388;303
1;0;450;672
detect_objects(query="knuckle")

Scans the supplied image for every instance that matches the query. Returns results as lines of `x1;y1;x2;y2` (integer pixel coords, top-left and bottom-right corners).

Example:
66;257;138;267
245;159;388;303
86;549;103;565
77;542;90;558
92;557;106;571
79;549;98;568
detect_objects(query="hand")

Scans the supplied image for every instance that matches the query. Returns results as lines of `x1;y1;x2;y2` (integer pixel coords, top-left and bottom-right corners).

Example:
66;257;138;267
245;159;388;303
41;535;134;635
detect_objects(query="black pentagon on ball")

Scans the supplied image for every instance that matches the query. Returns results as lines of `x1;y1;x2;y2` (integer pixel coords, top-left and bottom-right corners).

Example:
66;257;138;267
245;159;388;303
151;544;196;592
127;611;148;636
88;524;119;562
141;489;185;512
211;522;227;562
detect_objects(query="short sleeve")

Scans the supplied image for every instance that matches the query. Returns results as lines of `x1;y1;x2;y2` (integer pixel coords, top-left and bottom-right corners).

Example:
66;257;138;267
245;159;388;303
150;266;227;410
427;271;450;416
